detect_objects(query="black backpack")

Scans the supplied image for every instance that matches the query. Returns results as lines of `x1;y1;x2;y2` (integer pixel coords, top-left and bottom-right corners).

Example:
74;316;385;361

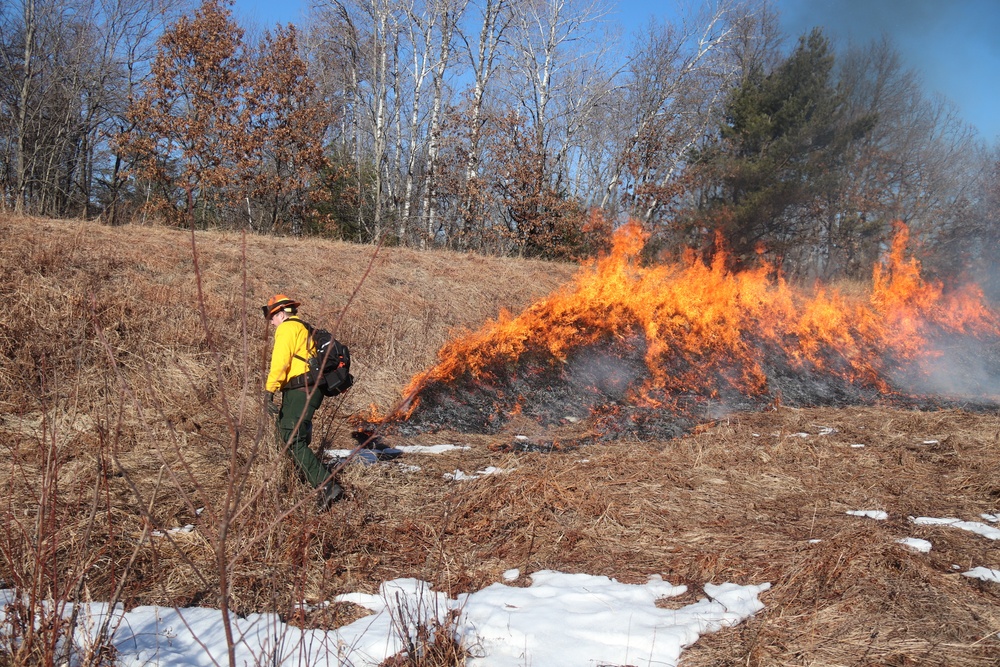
294;322;354;396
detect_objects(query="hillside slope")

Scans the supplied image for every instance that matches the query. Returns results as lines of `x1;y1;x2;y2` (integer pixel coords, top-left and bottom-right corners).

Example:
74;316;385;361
1;215;998;666
0;214;576;420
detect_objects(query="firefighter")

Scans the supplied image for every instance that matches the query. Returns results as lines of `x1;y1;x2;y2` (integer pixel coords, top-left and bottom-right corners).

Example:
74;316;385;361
262;294;343;510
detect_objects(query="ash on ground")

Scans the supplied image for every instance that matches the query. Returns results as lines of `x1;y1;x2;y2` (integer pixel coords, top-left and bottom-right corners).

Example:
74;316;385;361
386;330;1000;441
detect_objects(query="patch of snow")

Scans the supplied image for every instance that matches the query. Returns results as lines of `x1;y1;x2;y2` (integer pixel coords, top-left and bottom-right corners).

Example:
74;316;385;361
397;444;471;454
808;539;822;544
337;573;769;667
962;567;1000;583
846;510;888;520
922;440;939;445
151;525;195;538
501;569;519;582
817;427;836;436
981;513;999;523
0;572;770;667
788;432;809;438
326;449;384;464
444;467;510;481
896;538;932;553
850;443;865;449
910;517;1000;540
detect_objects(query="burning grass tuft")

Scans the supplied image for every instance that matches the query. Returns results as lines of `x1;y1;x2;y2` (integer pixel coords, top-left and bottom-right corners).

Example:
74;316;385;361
393;222;1000;440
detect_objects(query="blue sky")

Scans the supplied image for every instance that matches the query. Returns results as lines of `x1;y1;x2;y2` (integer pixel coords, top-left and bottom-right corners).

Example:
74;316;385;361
777;0;1000;142
233;0;1000;142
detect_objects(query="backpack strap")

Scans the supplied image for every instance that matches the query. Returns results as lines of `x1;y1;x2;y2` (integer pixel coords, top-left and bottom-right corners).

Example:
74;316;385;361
284;320;317;391
292;320;314;363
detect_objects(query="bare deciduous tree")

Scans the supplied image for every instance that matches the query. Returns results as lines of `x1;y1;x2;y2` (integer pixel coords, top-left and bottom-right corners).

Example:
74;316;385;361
0;0;177;217
630;2;775;230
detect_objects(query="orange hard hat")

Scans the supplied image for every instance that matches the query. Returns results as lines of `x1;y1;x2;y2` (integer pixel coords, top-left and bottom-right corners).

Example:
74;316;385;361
262;294;300;319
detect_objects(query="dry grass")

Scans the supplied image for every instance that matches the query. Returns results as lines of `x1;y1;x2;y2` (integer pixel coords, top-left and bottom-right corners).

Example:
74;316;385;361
1;214;999;666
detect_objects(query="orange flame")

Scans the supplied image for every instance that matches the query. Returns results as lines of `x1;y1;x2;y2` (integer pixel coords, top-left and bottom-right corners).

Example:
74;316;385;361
399;221;999;420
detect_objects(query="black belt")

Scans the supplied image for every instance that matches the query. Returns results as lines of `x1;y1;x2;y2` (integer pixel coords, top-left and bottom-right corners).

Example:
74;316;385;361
284;371;323;391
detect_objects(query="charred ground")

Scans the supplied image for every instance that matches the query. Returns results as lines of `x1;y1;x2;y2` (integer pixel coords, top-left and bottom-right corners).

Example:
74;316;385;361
392;329;1000;440
391;223;1000;441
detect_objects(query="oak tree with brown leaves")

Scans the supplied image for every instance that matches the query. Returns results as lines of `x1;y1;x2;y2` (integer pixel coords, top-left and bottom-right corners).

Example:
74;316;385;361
121;0;244;226
120;0;328;230
243;25;329;234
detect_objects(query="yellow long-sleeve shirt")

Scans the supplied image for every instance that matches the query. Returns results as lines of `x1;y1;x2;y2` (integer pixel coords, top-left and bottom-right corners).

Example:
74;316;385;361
266;317;315;392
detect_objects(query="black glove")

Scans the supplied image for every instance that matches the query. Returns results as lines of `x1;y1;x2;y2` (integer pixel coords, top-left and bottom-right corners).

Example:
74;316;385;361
265;391;280;416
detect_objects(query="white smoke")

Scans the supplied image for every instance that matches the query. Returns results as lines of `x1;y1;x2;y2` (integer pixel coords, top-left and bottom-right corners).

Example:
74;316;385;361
889;334;1000;400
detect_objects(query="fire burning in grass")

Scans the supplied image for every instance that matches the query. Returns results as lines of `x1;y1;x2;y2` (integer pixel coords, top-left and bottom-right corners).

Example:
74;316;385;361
390;221;1000;437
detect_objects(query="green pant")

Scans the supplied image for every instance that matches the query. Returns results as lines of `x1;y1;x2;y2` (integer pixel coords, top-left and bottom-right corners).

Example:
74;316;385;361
277;387;328;488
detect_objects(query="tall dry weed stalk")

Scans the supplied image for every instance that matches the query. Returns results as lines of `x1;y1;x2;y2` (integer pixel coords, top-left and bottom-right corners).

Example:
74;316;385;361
381;591;471;667
0;365;138;665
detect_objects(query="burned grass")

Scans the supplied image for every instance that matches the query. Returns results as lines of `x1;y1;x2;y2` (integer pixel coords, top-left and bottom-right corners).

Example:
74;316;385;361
1;215;998;665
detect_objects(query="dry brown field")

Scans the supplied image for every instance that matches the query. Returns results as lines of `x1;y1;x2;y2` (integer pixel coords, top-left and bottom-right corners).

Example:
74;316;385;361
1;214;998;666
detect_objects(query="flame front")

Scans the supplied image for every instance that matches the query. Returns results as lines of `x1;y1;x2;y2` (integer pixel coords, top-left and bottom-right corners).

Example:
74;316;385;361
397;221;1000;433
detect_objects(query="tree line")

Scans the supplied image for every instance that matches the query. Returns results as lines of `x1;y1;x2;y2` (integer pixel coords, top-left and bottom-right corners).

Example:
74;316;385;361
2;0;998;286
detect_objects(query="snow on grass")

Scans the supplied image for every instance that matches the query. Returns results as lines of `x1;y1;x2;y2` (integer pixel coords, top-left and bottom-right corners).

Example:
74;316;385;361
962;567;1000;583
0;573;771;667
334;572;770;667
910;517;1000;540
444;466;510;481
847;510;888;520
396;444;471;454
896;538;932;553
151;524;195;537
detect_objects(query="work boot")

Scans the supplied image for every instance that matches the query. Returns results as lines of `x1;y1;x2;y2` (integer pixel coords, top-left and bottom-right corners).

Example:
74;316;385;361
317;480;344;511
